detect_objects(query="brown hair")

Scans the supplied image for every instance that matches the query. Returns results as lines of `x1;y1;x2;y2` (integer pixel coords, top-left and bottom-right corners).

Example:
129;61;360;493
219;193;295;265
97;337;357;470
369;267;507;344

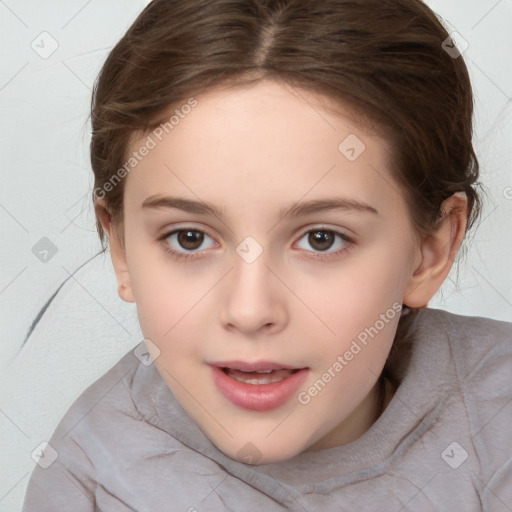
91;0;481;250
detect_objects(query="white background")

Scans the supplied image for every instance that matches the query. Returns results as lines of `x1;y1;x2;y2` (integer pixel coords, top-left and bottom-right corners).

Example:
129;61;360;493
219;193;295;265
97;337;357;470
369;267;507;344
0;0;511;510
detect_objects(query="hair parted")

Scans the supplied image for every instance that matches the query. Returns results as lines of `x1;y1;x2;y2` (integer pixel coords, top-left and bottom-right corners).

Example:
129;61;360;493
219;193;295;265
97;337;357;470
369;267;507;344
90;0;481;249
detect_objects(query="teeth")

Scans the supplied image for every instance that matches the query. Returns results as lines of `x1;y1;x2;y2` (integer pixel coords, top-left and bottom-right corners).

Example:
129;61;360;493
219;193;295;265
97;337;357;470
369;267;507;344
237;369;273;374
230;374;284;385
225;368;295;385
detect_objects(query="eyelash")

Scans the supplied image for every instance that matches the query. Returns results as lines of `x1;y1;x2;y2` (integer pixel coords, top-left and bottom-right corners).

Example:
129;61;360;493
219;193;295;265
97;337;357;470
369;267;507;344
158;228;354;262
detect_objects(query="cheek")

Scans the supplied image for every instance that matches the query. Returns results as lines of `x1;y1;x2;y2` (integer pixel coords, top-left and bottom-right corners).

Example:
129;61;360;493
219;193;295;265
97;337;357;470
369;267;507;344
125;248;197;337
127;249;224;362
295;245;410;346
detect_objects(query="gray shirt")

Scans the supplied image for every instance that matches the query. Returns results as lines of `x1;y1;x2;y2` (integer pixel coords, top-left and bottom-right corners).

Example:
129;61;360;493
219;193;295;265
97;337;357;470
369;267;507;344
22;308;512;511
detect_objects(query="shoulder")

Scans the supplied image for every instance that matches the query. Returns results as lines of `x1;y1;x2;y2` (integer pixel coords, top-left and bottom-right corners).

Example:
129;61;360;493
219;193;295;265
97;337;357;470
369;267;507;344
418;308;512;376
23;349;143;511
416;309;512;502
403;307;512;403
389;307;512;391
53;347;143;435
399;307;512;370
23;346;235;511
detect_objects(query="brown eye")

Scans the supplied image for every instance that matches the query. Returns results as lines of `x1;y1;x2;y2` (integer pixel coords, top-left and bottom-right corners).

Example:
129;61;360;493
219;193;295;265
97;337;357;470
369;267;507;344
308;230;336;251
162;228;217;259
176;230;204;250
295;228;352;259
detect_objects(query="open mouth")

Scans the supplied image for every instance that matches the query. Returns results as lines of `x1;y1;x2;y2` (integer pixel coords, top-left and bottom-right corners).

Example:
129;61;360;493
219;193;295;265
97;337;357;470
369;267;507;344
222;367;301;385
210;362;309;411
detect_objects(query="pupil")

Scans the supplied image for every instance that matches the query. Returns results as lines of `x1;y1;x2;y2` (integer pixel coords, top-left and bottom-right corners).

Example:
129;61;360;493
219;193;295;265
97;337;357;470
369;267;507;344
309;230;334;251
178;230;203;250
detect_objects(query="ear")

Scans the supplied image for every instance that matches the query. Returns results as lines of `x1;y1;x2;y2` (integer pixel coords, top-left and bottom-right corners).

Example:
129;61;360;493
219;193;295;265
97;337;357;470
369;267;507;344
95;201;135;303
403;192;468;308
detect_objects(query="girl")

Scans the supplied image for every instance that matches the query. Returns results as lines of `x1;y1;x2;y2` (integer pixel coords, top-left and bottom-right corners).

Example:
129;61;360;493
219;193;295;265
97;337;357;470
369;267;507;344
23;0;512;510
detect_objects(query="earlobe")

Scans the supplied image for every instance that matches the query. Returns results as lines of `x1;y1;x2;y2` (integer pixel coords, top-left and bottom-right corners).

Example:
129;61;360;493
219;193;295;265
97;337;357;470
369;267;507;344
95;201;135;303
118;282;135;303
403;192;468;309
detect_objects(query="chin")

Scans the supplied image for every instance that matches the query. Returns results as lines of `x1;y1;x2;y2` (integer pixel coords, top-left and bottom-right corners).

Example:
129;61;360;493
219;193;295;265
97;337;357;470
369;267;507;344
217;435;309;466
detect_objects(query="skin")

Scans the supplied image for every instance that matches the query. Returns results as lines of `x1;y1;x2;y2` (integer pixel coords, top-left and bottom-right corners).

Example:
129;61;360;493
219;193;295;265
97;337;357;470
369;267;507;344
96;79;468;464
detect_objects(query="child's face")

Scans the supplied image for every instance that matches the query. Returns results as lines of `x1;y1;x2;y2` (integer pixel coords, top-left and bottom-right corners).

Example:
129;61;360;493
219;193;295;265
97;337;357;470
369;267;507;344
117;79;423;464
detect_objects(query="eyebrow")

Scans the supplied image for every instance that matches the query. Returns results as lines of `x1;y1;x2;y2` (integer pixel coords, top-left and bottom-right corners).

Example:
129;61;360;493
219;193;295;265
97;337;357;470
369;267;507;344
141;195;379;219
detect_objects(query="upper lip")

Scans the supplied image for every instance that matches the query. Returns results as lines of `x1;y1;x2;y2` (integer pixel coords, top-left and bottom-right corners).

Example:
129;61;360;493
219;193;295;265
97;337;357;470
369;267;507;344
209;360;305;371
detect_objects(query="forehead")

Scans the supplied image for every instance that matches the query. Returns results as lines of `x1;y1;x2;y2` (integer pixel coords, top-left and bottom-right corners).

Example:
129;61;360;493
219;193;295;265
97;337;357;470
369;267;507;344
123;79;404;220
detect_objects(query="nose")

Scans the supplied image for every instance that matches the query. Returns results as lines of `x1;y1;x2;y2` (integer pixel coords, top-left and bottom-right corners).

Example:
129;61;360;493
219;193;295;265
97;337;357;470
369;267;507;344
219;250;288;337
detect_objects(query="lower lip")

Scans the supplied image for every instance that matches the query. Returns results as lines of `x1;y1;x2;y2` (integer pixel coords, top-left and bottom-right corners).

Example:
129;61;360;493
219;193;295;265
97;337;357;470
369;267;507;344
211;366;309;411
